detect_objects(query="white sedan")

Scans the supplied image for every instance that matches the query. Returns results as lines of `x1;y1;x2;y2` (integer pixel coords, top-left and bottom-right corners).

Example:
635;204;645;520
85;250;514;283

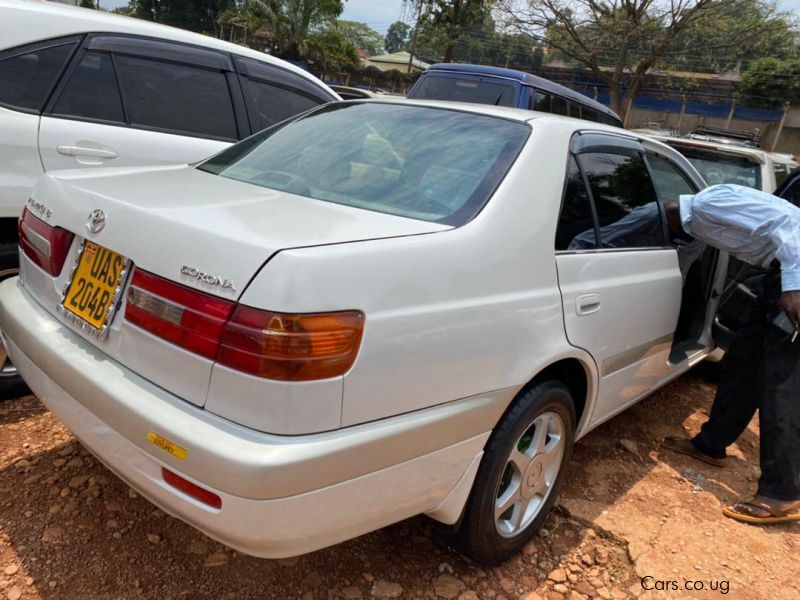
0;99;729;563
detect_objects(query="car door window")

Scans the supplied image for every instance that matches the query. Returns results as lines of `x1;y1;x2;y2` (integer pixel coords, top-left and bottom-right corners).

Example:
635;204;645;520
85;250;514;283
114;54;237;140
51;51;124;123
556;156;596;250
578;151;665;249
646;153;697;202
0;42;77;112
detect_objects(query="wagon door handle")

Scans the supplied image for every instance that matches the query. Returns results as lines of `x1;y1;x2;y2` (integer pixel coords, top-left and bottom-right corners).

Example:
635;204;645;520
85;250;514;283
576;294;601;316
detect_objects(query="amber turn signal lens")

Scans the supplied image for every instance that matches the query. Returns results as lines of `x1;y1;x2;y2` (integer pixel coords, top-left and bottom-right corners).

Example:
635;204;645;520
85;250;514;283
218;308;364;381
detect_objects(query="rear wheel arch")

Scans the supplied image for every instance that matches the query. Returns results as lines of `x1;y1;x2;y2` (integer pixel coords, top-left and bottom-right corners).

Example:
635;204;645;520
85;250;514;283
520;357;594;433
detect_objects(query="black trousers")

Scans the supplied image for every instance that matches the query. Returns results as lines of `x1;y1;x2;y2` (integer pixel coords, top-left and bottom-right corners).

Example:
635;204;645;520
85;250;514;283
693;269;800;501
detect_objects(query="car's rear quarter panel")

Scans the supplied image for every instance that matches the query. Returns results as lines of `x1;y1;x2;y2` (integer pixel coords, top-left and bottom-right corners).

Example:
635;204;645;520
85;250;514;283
235;122;585;427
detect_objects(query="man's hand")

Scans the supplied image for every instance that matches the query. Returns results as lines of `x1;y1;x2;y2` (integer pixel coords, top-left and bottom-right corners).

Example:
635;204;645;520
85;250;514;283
778;291;800;327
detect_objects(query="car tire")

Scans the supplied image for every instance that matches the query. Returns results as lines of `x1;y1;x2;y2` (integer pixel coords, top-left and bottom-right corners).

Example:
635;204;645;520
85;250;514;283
0;241;29;401
455;380;575;564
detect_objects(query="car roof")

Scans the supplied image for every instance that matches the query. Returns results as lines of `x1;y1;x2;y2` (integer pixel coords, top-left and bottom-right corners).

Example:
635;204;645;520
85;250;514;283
0;0;334;95
640;132;771;164
424;63;620;121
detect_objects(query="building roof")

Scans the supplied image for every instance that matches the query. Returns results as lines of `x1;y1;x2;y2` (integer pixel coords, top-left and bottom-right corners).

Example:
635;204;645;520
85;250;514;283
367;51;430;71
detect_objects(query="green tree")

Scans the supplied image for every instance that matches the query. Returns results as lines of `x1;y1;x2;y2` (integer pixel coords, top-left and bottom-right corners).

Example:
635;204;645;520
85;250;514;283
664;0;798;73
126;0;236;35
79;0;97;8
334;20;384;56
237;0;346;60
498;0;792;121
405;0;497;63
741;58;800;108
385;21;411;53
306;26;360;78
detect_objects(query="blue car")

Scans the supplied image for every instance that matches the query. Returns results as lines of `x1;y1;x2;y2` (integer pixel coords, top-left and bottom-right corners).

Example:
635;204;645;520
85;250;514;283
407;63;623;128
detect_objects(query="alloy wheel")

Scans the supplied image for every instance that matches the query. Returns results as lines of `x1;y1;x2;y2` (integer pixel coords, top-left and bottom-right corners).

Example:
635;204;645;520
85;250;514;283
494;411;565;538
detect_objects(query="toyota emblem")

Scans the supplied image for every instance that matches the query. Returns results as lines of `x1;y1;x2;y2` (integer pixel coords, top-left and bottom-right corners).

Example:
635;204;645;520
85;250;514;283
86;209;106;234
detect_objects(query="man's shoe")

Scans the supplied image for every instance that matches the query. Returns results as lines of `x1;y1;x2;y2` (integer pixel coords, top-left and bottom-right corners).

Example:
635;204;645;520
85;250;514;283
661;436;728;467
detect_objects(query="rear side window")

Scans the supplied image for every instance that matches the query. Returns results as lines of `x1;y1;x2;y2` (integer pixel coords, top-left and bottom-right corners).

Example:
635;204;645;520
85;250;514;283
530;91;551;112
551;96;567;116
52;51;124;123
236;58;332;131
577;152;665;249
410;74;517;107
556;157;596;250
0;42;76;111
241;78;320;129
582;108;599;122
114;55;237;139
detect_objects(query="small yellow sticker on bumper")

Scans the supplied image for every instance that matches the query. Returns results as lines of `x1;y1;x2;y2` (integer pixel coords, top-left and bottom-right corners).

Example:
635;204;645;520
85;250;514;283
147;432;187;460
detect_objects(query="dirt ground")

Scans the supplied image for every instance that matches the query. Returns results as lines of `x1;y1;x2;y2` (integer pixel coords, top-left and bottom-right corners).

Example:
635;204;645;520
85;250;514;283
1;371;798;600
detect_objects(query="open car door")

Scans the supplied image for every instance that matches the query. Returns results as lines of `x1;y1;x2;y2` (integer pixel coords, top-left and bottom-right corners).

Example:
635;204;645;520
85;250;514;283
712;167;800;350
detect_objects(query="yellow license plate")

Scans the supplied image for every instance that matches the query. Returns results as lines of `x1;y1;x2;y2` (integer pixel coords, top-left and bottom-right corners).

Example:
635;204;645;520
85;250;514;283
62;242;128;330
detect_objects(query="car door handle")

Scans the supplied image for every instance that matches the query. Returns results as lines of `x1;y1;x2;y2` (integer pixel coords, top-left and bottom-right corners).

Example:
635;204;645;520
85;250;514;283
576;294;601;316
57;144;118;159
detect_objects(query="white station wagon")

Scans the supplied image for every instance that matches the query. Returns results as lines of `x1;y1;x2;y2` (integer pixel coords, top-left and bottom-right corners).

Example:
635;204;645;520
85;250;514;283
0;100;731;563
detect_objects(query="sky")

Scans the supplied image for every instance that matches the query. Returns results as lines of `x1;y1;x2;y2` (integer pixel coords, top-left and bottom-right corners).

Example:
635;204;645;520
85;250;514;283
99;0;800;35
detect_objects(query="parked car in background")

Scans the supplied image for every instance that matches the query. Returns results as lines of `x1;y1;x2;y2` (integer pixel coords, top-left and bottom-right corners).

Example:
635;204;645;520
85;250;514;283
328;85;380;100
407;63;623;127
0;0;338;397
1;99;746;564
638;126;798;194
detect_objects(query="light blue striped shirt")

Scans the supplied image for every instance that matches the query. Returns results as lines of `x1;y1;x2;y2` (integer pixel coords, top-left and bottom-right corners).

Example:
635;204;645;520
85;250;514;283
680;184;800;292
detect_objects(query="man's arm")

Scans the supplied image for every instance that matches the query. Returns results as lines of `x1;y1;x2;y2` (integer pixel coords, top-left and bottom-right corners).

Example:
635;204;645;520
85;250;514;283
773;215;800;325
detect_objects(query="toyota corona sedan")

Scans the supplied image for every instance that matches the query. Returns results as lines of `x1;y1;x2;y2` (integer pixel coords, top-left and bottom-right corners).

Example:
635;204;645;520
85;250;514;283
0;99;738;563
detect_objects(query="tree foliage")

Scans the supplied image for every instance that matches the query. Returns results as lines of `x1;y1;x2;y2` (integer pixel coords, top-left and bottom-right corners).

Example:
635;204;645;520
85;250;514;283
663;0;798;73
385;21;412;53
235;0;346;59
497;0;796;121
126;0;236;35
740;58;800;108
334;20;384;56
405;0;497;62
306;25;361;77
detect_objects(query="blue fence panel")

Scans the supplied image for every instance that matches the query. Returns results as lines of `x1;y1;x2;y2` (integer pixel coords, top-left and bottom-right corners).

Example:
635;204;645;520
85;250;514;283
734;106;783;122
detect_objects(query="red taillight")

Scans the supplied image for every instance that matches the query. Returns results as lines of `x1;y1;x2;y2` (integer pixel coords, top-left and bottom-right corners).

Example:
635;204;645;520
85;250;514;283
162;468;221;509
18;208;74;276
218;307;364;381
125;267;365;381
125;269;235;359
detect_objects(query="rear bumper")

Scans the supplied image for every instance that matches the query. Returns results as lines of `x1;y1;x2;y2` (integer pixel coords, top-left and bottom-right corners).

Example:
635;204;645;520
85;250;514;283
0;277;504;557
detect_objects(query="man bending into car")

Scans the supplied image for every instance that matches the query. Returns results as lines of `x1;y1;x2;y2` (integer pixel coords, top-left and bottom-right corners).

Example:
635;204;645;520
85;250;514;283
662;183;800;525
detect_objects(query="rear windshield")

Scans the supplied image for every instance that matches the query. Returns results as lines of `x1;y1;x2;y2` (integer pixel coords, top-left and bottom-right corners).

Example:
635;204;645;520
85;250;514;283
198;102;529;226
410;73;517;108
669;145;762;190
